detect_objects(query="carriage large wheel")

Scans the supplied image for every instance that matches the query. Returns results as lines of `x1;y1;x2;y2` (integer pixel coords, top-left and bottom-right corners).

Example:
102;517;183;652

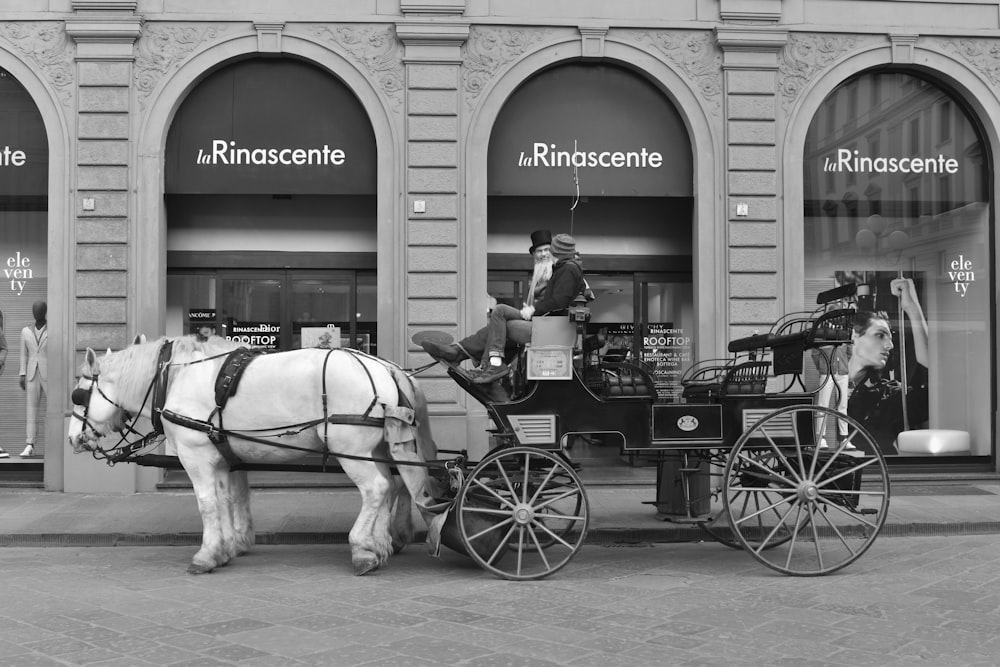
456;446;590;580
723;405;889;576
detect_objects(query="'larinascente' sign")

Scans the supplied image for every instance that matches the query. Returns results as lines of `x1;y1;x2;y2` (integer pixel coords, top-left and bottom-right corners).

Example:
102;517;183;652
488;64;692;197
165;60;375;195
0;146;27;166
195;140;347;167
823;148;959;175
518;142;663;169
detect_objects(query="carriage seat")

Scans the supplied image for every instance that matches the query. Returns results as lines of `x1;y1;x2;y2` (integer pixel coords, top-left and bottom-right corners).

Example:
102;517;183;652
808;308;855;344
681;359;770;401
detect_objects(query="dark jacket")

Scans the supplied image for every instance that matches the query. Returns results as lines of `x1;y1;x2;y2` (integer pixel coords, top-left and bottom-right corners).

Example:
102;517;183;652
533;257;585;316
848;363;929;455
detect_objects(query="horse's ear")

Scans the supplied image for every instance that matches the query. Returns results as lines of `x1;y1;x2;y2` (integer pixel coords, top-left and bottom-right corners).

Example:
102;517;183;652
85;347;100;373
132;333;146;345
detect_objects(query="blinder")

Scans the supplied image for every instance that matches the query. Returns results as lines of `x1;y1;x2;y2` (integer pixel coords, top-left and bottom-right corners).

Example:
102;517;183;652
72;386;91;407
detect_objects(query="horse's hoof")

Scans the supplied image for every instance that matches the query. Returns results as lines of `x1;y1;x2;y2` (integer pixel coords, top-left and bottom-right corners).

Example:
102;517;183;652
352;556;379;576
187;562;215;575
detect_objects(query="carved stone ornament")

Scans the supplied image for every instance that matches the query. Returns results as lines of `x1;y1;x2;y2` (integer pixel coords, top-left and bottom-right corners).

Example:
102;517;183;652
632;30;723;117
931;37;1000;87
0;23;76;107
134;24;226;110
462;26;548;109
778;33;868;110
307;24;404;114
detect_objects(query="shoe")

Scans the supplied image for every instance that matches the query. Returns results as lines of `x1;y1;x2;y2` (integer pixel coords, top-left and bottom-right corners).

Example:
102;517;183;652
420;340;465;362
19;445;33;457
0;448;8;459
471;362;510;384
818;438;829;448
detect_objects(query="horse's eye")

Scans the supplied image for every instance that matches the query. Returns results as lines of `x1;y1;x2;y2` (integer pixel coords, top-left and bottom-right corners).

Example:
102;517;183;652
71;388;90;406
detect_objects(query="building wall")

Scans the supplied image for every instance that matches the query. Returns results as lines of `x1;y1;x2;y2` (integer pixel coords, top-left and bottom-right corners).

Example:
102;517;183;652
0;0;996;490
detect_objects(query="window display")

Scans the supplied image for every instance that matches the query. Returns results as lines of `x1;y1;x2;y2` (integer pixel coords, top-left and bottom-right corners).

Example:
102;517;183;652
803;71;991;457
0;71;47;464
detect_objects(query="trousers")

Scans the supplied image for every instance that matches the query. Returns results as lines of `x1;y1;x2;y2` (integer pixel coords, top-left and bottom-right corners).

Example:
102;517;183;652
25;369;47;444
457;304;532;365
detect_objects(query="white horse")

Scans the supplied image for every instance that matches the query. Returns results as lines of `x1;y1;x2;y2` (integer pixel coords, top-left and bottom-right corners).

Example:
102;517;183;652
67;335;443;576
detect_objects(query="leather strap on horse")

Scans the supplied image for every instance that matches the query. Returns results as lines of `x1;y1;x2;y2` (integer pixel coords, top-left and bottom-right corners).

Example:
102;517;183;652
207;347;266;466
150;340;174;435
321;349;384;438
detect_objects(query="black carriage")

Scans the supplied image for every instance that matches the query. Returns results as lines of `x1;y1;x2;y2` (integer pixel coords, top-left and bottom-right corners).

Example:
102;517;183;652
429;291;889;579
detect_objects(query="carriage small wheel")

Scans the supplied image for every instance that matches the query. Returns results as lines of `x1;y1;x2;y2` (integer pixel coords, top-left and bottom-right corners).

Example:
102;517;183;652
722;405;890;576
455;446;590;580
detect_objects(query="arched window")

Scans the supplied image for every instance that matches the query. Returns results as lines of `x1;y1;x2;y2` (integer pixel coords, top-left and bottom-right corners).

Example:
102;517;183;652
803;71;991;459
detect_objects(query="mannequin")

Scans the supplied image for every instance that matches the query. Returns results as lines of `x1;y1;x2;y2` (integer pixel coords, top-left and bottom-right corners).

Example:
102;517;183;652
18;300;47;458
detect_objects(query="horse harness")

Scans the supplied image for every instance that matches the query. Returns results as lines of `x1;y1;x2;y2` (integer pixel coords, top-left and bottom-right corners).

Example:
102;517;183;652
156;345;406;467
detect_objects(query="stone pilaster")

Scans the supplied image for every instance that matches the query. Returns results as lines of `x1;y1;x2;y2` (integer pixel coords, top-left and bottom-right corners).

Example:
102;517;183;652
66;6;141;353
716;24;787;340
396;20;469;408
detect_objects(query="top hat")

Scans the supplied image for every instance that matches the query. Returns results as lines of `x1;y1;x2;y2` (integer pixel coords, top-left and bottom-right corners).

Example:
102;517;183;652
528;230;553;254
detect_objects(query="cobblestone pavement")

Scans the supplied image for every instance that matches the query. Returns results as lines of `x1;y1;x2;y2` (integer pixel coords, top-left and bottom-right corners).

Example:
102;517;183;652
1;535;999;666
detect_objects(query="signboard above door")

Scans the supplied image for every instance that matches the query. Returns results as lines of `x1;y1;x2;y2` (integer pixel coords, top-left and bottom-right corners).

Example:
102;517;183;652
487;64;693;197
165;59;377;195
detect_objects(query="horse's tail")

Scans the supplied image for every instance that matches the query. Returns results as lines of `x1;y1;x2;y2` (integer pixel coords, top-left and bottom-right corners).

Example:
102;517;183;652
388;365;438;464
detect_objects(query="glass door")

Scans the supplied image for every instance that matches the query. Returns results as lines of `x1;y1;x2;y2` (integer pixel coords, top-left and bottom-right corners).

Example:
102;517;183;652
218;273;283;350
636;274;694;403
290;273;353;351
167;268;375;353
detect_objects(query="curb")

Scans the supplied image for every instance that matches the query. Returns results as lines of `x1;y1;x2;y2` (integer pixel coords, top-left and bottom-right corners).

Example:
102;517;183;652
2;521;998;548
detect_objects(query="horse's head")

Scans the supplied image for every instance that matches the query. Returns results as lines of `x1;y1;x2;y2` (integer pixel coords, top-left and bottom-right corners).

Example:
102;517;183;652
67;334;149;453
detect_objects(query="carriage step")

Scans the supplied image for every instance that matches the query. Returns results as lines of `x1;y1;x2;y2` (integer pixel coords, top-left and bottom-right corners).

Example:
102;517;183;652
678;468;702;474
858;508;878;515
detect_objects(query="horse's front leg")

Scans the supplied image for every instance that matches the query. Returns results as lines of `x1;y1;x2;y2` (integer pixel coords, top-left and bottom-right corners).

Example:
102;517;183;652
177;441;233;574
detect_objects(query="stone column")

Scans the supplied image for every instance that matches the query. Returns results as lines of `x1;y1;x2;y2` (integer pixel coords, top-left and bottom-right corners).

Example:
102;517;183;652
716;24;788;341
64;2;143;492
65;2;141;356
396;16;472;452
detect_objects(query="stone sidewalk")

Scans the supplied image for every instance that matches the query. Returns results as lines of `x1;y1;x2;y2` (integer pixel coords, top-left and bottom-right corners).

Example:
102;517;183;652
0;479;998;547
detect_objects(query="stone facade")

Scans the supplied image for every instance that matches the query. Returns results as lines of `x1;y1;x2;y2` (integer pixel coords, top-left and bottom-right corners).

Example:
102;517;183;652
1;0;998;490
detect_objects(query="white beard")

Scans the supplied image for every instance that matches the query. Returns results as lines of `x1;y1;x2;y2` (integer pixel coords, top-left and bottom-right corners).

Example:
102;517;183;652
527;257;554;304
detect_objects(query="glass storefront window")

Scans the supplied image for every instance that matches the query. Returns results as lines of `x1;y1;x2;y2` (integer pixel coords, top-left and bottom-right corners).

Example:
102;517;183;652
167;269;374;353
803;71;991;458
0;71;48;466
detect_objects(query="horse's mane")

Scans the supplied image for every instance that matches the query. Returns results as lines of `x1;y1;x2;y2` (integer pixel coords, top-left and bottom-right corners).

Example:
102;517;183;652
97;334;243;407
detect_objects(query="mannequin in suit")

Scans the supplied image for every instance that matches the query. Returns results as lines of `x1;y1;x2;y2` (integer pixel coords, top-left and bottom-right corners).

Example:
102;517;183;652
18;301;47;458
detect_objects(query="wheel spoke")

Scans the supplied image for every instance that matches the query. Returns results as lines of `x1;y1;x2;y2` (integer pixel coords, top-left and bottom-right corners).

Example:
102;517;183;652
813;499;861;555
465;515;514;542
734;450;799;488
526;459;561;505
529;518;575;549
484;522;518;566
526;525;552;571
750;498;800;556
756;428;805;485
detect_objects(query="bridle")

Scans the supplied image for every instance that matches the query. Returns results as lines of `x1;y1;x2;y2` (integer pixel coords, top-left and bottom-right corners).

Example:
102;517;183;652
70;370;152;456
70;373;142;437
69;341;228;461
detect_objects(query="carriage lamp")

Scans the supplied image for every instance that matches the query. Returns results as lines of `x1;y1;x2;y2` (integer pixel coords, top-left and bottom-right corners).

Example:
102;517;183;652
570;295;590;323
